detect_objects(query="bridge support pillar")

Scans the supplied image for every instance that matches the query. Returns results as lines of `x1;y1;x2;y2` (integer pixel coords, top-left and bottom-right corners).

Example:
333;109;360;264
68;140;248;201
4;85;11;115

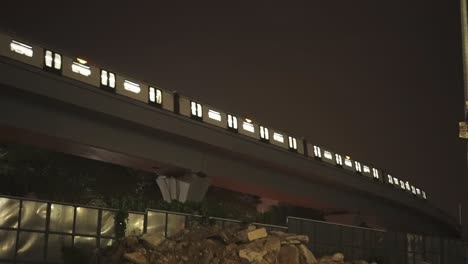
156;172;210;203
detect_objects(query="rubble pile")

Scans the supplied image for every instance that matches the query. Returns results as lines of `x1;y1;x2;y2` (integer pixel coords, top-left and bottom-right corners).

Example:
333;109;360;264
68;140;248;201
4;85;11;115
96;224;377;264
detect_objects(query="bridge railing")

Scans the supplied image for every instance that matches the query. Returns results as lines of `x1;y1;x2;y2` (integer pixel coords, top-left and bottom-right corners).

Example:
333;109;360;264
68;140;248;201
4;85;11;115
0;194;464;264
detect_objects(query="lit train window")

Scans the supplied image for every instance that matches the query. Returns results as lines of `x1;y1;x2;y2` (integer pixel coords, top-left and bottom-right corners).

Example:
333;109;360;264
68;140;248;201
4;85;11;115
372;168;380;179
288;136;297;150
208;109;222;122
227;114;238;130
411;186;416;194
149;87;162;105
344;158;353;168
335;154;343;165
44;50;62;71
405;181;410;191
355;161;362;172
399;181;405;189
260;126;269;140
124;80;141;94
273;132;284;143
324;151;333;160
313;146;321;158
242;121;255;133
387;175;393;184
10;40;33;57
101;70;116;89
190;102;202;118
416;188;421;195
363;165;371;174
71;59;91;76
422;191;427;199
393;177;399;186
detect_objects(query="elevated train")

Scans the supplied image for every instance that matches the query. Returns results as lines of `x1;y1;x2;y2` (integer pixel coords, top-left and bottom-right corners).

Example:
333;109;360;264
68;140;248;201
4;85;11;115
0;32;428;201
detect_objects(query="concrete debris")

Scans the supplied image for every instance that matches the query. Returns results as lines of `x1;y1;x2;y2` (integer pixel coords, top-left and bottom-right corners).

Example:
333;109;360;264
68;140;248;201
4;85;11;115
95;223;378;264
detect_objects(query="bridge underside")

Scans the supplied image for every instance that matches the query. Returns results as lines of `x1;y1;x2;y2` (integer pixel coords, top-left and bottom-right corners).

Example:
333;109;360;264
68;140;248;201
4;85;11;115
0;57;460;237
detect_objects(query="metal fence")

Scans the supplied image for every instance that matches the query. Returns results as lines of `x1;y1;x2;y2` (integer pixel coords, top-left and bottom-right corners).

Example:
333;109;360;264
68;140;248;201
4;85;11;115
287;216;467;264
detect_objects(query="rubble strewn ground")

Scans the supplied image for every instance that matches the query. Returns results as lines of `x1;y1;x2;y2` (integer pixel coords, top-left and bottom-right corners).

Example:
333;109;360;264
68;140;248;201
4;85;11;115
93;223;378;264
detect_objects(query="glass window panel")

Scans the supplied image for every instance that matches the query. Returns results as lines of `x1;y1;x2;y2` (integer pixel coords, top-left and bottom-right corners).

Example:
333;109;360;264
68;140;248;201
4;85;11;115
46;234;72;262
191;102;197;116
0;230;16;259
314;146;321;158
20;201;47;231
54;53;61;70
16;232;45;261
72;62;91;76
242;122;255;133
335;154;342;165
73;236;96;249
101;70;108;86
124;80;141;94
324;151;333;160
75;207;98;236
208;110;222;121
273;132;284;143
167;214;186;238
197;104;202;117
146;211;166;237
344;159;353;167
0;197;19;229
10;40;33;57
126;213;144;236
156;89;162;104
45;50;53;67
49;204;74;233
100;210;115;238
149;87;156;102
109;73;115;88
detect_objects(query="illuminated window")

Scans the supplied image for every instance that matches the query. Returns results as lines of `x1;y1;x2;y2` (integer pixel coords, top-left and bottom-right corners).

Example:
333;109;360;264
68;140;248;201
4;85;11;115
363;166;371;174
72;59;91;77
242;121;255;133
411;186;416;194
10;40;33;57
190;101;202;118
355;161;362;172
149;87;162;105
313;146;321;158
227;114;238;130
416;188;421;195
324;151;333;160
124;80;141;94
335;154;343;165
260;126;269;140
44;50;62;71
288;136;297;150
208;109;222;122
101;70;116;88
405;181;410;191
393;177;399;186
344;158;353;168
372;168;380;179
387;175;394;184
273;132;284;143
399;181;405;189
422;191;427;199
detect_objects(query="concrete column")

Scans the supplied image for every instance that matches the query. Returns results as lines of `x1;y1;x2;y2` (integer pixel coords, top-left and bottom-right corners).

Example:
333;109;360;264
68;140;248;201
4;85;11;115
156;172;210;203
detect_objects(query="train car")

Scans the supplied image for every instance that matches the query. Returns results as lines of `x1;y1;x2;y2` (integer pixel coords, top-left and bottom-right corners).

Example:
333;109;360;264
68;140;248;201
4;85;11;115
0;33;43;68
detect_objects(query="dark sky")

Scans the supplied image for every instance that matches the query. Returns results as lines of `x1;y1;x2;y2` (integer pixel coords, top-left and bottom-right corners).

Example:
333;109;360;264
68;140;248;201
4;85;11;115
1;1;467;232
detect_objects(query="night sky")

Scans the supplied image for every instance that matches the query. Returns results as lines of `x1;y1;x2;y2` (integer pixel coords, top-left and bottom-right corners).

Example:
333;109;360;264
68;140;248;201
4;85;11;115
1;1;467;233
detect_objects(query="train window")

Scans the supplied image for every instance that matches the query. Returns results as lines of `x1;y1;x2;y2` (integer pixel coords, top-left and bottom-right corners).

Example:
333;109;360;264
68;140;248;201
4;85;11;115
273;132;284;143
101;70;116;89
372;168;380;179
190;102;202;118
313;146;321;158
416;188;421;195
227;114;238;130
393;177;399;186
260;126;269;140
124;80;141;94
363;165;371;174
44;50;62;71
355;161;362;172
242;121;255;133
411;186;416;194
405;181;411;191
149;87;162;105
323;151;333;160
10;40;33;57
399;181;405;189
387;175;394;184
72;59;91;77
344;157;353;168
335;154;343;165
422;191;427;199
288;136;297;150
208;109;222;122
